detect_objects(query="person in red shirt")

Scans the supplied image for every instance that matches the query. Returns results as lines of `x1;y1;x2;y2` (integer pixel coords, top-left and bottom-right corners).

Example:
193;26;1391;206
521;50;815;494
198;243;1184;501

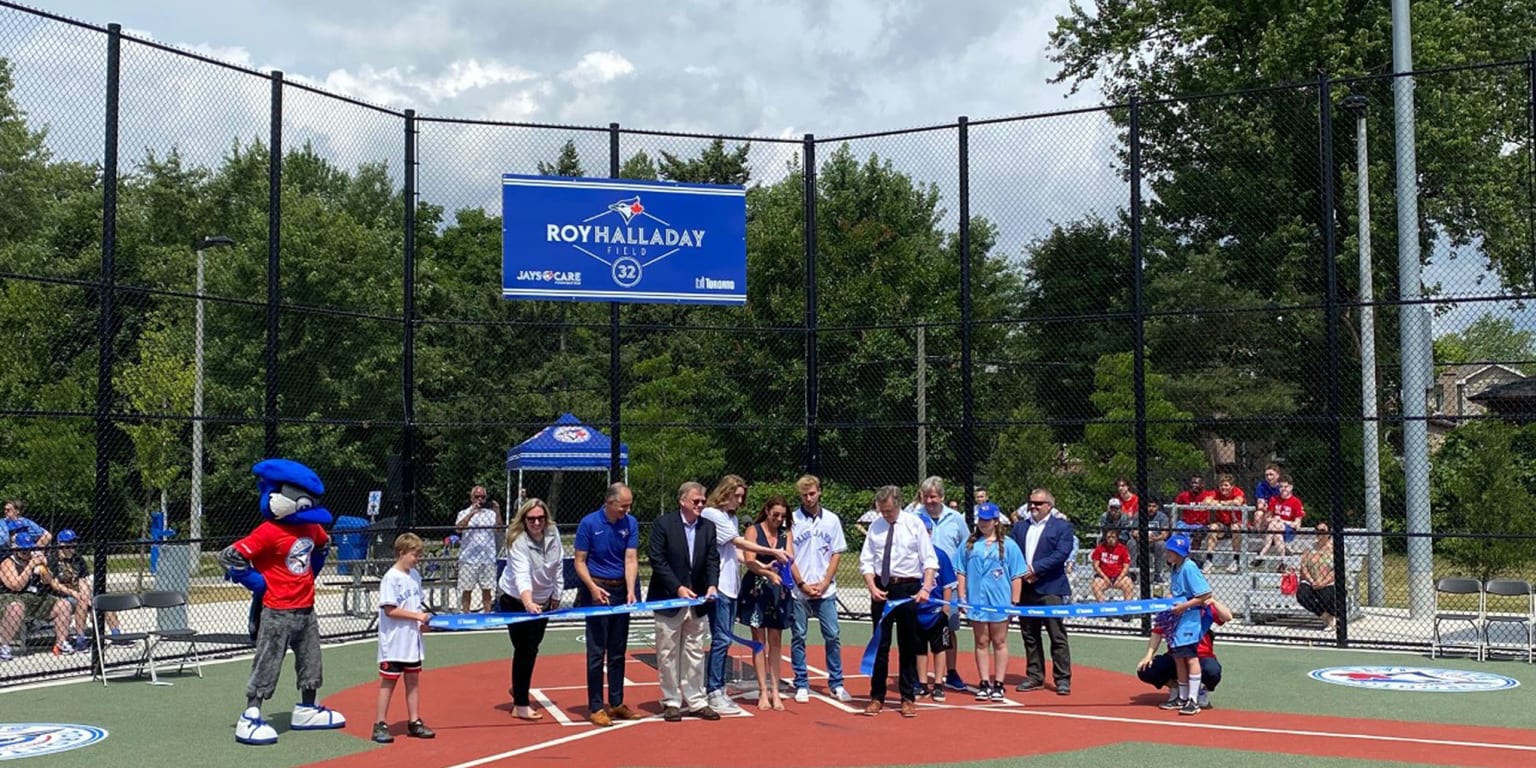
1137;599;1231;708
220;459;347;746
1090;528;1135;604
1173;474;1216;554
1203;474;1246;573
1257;477;1306;558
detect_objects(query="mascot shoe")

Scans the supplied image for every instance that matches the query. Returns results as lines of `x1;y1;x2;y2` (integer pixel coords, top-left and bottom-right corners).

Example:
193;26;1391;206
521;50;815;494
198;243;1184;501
291;703;347;730
235;707;279;745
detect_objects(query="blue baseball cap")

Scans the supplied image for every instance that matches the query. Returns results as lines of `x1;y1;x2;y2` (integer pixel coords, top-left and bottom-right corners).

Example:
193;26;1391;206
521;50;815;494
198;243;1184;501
1166;533;1192;558
11;532;37;550
976;505;1000;521
57;529;77;544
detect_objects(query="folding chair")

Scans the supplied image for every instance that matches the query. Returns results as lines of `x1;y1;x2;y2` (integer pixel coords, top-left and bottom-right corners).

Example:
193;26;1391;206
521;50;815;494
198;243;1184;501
1431;577;1485;661
140;590;204;679
91;593;154;686
1482;579;1535;663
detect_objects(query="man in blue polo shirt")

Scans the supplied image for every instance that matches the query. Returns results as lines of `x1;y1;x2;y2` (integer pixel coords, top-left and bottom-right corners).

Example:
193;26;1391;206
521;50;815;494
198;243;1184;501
573;483;643;727
920;477;969;692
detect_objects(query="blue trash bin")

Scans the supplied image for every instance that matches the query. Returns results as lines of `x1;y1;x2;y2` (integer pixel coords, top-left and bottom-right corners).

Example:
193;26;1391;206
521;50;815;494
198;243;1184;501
332;516;371;575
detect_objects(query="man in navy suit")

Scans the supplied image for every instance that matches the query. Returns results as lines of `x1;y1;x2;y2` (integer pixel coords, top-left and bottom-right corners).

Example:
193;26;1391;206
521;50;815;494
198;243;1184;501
1010;487;1075;695
647;481;722;722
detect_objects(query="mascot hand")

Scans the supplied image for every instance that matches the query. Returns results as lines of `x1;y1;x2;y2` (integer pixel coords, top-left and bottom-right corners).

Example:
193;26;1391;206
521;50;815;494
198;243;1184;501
226;567;267;593
247;586;266;641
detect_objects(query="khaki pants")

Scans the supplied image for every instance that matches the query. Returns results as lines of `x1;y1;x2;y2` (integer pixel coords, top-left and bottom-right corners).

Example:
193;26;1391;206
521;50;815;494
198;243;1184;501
654;608;709;711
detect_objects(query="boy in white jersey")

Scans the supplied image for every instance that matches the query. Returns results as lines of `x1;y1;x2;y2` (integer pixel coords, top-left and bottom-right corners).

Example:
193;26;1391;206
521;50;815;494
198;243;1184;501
373;533;436;743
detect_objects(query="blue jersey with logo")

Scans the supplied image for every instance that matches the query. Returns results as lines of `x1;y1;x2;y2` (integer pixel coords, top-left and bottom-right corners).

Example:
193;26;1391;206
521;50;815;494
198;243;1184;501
574;508;638;580
1168;559;1212;647
957;536;1026;619
917;550;957;629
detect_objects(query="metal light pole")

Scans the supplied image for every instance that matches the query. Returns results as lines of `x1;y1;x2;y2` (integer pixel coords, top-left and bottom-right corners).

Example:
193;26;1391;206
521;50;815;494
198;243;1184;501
1391;0;1434;619
1344;90;1385;607
192;235;235;568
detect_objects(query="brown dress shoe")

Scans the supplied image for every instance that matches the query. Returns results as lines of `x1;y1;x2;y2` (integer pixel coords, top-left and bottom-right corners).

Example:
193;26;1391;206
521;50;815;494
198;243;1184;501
900;699;918;718
662;706;683;722
606;704;644;721
588;709;613;728
862;700;883;716
688;706;720;721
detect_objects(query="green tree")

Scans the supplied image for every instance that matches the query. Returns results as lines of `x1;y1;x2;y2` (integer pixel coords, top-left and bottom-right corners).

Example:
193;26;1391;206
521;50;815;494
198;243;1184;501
1434;314;1536;367
1080;352;1205;494
537;139;587;178
658;139;750;185
1430;421;1536;581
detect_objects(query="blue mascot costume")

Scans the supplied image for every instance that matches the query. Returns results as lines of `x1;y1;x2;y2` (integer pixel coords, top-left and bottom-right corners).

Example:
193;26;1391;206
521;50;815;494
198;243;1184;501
220;459;345;745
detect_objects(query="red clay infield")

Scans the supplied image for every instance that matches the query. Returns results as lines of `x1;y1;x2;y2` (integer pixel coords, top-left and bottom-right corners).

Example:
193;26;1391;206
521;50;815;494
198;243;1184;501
308;650;1536;768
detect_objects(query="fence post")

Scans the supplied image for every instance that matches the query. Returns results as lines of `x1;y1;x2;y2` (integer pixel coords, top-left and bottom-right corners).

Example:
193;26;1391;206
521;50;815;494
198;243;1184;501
1129;95;1151;601
92;23;122;628
958;117;976;518
608;123;623;480
265;71;283;457
400;109;417;532
803;134;820;477
1319;72;1348;647
1528;50;1535;288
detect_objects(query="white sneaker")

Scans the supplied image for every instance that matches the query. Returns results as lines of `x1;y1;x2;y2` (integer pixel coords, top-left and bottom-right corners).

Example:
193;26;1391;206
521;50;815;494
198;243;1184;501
833;686;853;702
710;691;742;714
290;703;346;730
794;688;810;704
1226;562;1240;574
235;707;279;745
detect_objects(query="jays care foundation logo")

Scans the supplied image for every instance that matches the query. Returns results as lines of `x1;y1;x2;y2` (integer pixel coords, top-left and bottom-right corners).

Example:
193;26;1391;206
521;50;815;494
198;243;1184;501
1309;665;1519;692
0;723;109;760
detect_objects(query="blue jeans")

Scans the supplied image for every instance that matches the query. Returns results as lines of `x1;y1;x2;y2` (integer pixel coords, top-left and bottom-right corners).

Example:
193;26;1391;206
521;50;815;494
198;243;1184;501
790;596;844;691
707;593;737;693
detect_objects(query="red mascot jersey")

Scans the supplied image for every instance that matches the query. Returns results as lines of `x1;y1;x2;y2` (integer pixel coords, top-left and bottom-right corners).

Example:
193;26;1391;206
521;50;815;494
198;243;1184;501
234;520;329;610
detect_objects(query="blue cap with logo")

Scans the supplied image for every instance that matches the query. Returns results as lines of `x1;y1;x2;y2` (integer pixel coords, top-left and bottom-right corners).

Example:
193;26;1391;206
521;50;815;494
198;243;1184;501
1166;533;1192;558
976;504;1000;521
57;529;77;544
11;531;37;550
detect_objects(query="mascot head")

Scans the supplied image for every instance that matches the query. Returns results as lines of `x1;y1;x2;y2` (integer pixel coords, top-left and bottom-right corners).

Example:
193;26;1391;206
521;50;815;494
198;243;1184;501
253;458;333;526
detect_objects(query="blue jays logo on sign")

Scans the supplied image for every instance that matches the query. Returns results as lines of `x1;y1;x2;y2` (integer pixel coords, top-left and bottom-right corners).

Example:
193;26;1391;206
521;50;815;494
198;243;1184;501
502;175;746;304
1309;665;1520;692
0;723;109;760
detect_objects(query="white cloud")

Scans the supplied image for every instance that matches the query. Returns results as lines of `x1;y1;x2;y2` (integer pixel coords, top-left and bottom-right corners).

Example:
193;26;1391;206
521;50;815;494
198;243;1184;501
561;51;634;87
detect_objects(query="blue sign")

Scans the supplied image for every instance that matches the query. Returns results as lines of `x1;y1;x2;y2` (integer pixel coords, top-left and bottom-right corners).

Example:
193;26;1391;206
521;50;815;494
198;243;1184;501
501;175;746;304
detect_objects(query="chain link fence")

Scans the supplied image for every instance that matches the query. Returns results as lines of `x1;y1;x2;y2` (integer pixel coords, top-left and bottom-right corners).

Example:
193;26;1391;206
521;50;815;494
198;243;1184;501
3;3;1536;682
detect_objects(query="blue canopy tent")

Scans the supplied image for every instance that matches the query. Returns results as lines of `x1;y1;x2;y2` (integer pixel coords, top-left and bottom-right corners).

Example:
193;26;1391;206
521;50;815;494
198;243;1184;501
504;414;629;512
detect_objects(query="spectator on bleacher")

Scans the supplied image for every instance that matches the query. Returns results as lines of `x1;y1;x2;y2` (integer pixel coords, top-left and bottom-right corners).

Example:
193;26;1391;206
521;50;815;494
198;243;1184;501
1114;478;1140;517
1099;496;1137;572
1144;499;1171;582
1251;464;1283;532
1256;477;1305;559
1296;522;1338;631
1173;476;1215;553
1203;474;1246;574
497;498;563;722
3;500;50;548
47;529;117;650
1090;528;1134;606
455;486;500;614
0;532;72;660
1137;599;1231;709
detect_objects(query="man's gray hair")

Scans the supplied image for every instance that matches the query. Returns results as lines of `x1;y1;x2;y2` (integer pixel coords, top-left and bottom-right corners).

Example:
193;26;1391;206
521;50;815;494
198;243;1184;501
677;481;706;499
919;475;945;496
873;485;904;507
605;482;630;503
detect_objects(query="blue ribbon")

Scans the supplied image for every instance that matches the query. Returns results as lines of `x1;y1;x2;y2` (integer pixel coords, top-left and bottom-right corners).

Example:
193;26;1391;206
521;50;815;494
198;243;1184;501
428;596;708;631
731;630;765;653
858;596;1177;676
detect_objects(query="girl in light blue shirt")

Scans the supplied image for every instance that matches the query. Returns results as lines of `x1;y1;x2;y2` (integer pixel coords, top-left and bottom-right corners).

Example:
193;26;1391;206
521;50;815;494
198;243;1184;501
955;506;1026;702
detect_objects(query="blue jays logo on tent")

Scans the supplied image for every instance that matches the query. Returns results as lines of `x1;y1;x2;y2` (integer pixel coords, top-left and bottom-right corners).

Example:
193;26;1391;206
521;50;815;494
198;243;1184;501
553;426;591;444
0;723;109;759
1309;665;1520;692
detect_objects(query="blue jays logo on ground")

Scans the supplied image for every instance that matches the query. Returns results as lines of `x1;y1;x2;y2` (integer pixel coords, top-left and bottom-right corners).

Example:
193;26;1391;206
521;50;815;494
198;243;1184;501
286;537;315;575
1309;665;1520;692
0;723;108;760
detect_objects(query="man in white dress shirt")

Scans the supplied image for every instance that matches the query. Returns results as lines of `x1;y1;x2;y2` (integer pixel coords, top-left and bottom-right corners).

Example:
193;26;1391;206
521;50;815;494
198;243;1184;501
859;485;938;718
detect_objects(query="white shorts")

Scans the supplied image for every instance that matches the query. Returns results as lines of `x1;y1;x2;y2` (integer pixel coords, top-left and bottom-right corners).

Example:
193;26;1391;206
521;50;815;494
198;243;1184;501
458;560;496;591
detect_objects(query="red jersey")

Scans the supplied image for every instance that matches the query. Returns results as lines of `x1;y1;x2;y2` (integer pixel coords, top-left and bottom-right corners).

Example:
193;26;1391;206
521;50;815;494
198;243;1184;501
1174;490;1216;526
1091;542;1130;579
1120;493;1140;517
1212;489;1245;525
233;520;328;610
1153;604;1226;657
1272;495;1305;526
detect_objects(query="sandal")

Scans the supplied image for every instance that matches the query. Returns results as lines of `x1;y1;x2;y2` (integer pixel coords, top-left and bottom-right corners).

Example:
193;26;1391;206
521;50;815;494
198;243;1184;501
513;706;544;721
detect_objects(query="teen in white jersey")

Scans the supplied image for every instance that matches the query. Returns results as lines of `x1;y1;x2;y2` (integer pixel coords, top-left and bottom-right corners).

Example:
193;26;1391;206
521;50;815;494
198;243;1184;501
373;533;435;744
787;475;852;703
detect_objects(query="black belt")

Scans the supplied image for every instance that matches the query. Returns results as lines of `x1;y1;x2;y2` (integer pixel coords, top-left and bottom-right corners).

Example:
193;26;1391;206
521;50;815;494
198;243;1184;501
592;577;626;587
882;577;919;585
